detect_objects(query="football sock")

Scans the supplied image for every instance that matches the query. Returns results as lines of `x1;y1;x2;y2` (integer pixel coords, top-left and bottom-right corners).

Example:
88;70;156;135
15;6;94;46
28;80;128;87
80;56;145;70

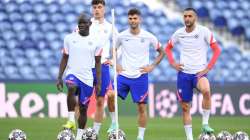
68;111;75;122
137;127;146;139
76;128;84;140
109;112;116;124
202;109;210;125
93;122;102;135
184;125;193;140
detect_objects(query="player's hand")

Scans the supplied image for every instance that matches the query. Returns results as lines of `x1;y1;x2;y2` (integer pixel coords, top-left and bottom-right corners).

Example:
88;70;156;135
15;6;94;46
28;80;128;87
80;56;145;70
103;59;113;66
197;68;210;78
116;64;124;74
56;78;63;92
171;63;184;71
140;64;155;73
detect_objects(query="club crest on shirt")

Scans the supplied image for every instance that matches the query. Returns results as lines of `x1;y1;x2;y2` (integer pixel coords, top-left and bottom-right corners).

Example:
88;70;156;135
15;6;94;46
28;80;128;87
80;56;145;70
194;34;199;39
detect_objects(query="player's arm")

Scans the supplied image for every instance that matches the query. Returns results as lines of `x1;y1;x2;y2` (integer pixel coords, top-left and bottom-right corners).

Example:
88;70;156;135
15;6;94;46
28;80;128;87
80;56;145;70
57;53;68;92
152;47;165;66
95;56;102;96
140;45;165;73
197;38;221;77
197;33;221;77
165;40;183;71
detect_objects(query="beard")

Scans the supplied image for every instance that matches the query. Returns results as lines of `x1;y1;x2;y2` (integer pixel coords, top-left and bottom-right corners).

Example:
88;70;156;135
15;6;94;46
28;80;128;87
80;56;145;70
79;30;89;36
185;21;194;28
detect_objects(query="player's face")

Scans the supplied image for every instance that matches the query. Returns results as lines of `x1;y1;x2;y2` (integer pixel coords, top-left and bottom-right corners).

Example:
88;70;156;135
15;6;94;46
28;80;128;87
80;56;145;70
78;17;91;36
92;4;105;19
128;14;141;29
183;11;196;28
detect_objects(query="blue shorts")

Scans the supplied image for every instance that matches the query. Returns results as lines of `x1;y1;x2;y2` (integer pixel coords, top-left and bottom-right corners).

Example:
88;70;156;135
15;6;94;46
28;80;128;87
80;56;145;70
65;74;93;105
117;74;148;103
177;71;206;102
92;64;112;97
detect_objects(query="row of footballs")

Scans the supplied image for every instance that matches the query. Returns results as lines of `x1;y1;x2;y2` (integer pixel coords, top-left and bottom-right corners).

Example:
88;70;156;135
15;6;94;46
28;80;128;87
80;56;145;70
8;128;126;140
8;128;249;140
199;130;249;140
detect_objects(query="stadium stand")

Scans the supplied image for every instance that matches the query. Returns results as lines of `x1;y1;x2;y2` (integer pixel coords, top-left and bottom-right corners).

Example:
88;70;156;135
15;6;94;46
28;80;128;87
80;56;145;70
0;0;249;83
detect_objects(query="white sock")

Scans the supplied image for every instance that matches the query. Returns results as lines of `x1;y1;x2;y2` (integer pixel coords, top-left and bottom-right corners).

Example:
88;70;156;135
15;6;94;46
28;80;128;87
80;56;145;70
68;111;75;122
184;125;193;140
109;112;116;124
137;127;146;139
93;122;102;135
76;129;84;140
202;109;210;125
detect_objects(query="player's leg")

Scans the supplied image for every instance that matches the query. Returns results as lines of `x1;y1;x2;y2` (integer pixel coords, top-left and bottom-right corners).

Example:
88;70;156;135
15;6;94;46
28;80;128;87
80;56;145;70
63;74;79;130
106;89;116;132
93;94;105;135
137;103;147;140
93;64;113;134
177;72;194;140
181;102;193;140
130;74;148;140
196;77;214;133
76;103;88;140
76;81;93;140
106;74;129;133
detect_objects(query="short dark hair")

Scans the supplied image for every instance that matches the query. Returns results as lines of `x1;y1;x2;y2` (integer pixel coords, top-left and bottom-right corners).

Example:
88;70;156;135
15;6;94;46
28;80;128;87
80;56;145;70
91;0;105;6
78;12;91;23
184;7;197;14
128;8;141;16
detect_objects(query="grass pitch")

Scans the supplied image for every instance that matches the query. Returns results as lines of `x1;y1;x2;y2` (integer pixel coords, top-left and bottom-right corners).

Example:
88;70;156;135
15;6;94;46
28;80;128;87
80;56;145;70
0;116;249;140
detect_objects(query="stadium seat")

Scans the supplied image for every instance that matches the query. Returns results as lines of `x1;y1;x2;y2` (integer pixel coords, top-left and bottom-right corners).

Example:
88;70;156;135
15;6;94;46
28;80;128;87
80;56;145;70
196;6;209;19
0;0;249;82
213;16;227;29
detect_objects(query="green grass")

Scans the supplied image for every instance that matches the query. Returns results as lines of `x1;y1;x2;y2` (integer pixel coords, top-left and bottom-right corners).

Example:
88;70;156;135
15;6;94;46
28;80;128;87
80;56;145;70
0;116;249;140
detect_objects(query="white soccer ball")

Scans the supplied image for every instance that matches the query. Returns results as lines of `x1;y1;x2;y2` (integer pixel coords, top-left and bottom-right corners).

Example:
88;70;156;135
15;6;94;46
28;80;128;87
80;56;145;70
108;129;126;140
82;127;98;140
217;130;233;140
233;131;249;140
198;133;216;140
57;129;75;140
8;129;27;140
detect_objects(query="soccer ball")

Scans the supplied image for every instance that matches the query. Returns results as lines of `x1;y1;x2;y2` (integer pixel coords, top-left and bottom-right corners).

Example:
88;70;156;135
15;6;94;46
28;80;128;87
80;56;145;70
57;129;75;140
108;129;126;140
233;131;249;140
217;131;233;140
82;127;98;140
198;133;216;140
8;129;27;140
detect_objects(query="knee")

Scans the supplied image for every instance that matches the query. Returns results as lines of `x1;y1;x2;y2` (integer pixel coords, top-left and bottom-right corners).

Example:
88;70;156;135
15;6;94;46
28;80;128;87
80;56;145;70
201;89;210;97
79;104;88;115
68;85;77;94
96;97;104;107
181;103;190;113
107;91;115;101
138;104;146;114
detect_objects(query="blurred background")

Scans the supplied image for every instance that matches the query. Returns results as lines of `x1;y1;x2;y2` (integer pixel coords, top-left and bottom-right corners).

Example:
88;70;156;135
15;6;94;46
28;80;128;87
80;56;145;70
0;0;249;139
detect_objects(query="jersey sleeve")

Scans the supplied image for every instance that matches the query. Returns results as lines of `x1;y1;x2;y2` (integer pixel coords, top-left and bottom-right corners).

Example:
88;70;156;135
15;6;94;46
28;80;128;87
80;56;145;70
62;36;69;55
204;27;221;69
170;31;179;46
204;27;216;44
164;31;179;65
150;34;161;50
115;34;122;49
95;39;103;56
